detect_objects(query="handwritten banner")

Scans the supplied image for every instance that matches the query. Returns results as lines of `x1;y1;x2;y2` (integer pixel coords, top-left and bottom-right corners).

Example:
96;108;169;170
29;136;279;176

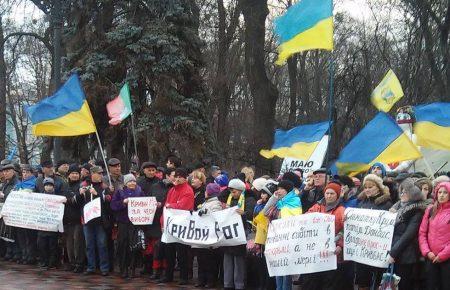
161;207;246;247
128;197;157;225
83;198;101;224
343;208;396;268
264;213;337;276
0;191;65;232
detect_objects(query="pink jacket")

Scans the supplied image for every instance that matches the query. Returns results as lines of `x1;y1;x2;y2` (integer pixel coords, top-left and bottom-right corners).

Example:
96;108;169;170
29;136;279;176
418;202;450;262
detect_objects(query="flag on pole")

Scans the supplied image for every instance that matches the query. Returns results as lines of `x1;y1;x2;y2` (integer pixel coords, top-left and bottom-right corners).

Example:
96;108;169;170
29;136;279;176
25;74;96;136
274;0;333;65
107;83;132;125
335;112;421;175
371;69;404;112
260;121;330;161
414;102;450;151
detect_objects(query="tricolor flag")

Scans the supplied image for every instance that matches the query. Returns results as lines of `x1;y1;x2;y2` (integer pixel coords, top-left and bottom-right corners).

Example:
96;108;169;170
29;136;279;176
371;69;404;112
274;0;333;65
260;121;330;161
107;83;132;125
334;112;422;175
25;74;96;136
414;102;450;151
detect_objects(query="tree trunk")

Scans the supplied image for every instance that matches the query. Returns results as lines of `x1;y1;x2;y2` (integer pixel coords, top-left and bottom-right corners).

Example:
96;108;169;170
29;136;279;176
0;16;6;160
240;0;279;174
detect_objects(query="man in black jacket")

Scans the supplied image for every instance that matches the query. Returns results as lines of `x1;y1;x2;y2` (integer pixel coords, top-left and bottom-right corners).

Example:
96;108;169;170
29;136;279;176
0;163;19;261
301;168;327;212
137;162;160;195
63;164;85;273
34;160;68;196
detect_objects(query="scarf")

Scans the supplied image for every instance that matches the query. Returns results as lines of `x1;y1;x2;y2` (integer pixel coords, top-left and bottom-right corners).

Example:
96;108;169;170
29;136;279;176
276;190;301;218
227;191;245;211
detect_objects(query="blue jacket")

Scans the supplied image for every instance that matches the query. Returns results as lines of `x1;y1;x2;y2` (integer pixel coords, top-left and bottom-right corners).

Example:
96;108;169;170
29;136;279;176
15;176;37;191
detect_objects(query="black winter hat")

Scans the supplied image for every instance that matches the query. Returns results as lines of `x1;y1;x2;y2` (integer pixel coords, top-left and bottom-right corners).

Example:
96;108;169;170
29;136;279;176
40;160;53;168
56;159;69;168
282;172;302;188
278;180;294;193
68;164;80;174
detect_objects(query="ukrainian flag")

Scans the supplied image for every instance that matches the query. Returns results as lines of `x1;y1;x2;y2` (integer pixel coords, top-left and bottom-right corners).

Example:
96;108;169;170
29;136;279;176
335;112;422;175
260;121;330;160
371;69;404;112
274;0;333;65
26;74;96;136
414;102;450;151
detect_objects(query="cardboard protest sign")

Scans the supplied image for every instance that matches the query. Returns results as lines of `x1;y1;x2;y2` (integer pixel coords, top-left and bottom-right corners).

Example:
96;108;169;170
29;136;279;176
343;208;396;268
264;213;337;276
0;191;65;232
83;197;101;224
128;196;157;225
280;135;328;177
161;207;246;247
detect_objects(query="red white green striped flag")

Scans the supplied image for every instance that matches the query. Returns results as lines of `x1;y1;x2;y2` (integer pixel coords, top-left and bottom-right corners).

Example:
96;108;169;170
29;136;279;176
107;83;132;125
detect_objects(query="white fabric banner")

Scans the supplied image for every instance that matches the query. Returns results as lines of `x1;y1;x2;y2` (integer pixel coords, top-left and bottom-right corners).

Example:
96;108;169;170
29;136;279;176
279;135;328;178
265;213;337;276
343;208;397;268
161;207;247;247
0;191;65;232
128;196;157;225
83;197;101;224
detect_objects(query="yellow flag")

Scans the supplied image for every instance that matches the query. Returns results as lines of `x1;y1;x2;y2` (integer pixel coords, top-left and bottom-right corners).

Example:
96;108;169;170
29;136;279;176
371;69;404;112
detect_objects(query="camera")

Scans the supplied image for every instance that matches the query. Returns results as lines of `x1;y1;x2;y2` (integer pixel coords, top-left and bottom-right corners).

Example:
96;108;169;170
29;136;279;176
82;185;92;191
198;208;208;217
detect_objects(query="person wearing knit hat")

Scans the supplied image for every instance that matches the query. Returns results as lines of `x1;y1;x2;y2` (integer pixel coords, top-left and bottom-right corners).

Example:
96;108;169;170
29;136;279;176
418;181;450;290
387;177;429;290
223;178;256;290
369;162;387;178
215;174;229;192
196;183;223;287
252;177;268;192
111;172;143;279
432;174;450;188
303;180;347;290
355;174;393;288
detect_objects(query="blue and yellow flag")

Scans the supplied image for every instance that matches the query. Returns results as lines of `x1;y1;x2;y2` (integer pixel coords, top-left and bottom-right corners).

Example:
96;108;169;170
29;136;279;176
26;74;96;136
371;69;404;112
260;121;330;160
414;102;450;151
335;112;421;175
274;0;333;65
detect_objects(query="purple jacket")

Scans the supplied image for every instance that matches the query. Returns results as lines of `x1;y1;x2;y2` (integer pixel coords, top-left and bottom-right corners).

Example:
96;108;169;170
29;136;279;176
111;185;144;223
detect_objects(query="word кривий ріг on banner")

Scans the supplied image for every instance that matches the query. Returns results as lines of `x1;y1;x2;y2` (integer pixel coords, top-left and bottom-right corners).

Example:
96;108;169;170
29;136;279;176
264;213;337;276
343;208;396;268
161;207;247;247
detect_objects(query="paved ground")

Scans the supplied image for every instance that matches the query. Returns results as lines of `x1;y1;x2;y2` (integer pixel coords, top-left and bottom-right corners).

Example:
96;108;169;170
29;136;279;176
0;261;196;289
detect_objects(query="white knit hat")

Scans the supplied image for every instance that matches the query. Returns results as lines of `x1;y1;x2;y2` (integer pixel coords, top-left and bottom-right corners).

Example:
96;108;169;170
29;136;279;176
124;173;137;185
228;178;246;191
252;177;268;191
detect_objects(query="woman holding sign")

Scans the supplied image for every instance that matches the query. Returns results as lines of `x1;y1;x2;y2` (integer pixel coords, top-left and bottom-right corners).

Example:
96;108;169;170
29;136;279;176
419;181;450;290
111;173;144;279
354;174;392;290
388;178;428;290
302;181;349;290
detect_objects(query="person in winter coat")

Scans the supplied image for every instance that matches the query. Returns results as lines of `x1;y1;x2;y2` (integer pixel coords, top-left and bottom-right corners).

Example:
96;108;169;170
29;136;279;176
0;163;19;261
63;164;85;273
137;162;160;195
195;183;224;288
223;178;256;290
336;175;359;208
159;168;194;285
301;168;327;212
418;181;450;290
355;174;392;290
388;178;428;290
76;166;111;276
111;174;144;279
302;181;349;290
148;167;174;280
37;177;67;270
13;164;38;265
191;170;206;210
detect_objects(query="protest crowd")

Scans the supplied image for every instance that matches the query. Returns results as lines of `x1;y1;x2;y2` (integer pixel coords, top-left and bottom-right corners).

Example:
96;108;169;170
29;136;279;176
0;154;449;290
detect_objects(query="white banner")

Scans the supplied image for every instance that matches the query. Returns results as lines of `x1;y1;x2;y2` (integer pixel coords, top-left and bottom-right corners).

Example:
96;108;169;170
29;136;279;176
265;213;337;276
0;191;65;232
279;135;328;178
83;198;101;224
343;208;396;268
161;207;247;247
128;197;157;225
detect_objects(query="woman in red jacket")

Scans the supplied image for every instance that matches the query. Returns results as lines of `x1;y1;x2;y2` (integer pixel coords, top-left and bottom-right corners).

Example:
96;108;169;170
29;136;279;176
418;181;450;290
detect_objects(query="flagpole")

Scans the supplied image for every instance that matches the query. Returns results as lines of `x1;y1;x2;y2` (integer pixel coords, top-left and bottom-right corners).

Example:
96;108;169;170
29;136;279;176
325;53;334;168
94;130;112;187
130;112;139;165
